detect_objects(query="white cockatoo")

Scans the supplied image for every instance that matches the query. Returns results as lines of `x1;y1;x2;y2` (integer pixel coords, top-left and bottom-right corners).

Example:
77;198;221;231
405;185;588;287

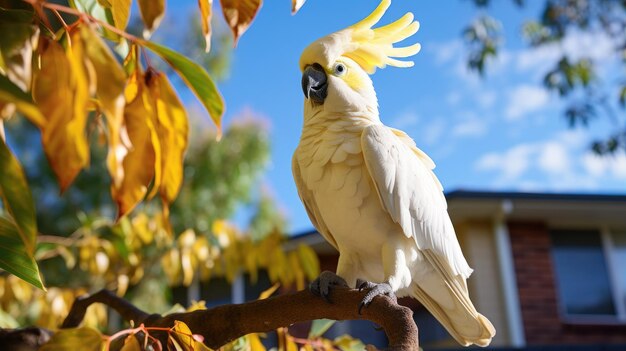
292;0;495;347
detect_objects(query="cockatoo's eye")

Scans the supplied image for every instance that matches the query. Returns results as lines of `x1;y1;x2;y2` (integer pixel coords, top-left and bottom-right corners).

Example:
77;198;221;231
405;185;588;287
333;63;347;76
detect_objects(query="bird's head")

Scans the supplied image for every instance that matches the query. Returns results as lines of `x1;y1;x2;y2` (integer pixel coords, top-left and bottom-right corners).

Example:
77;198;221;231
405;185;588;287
299;0;421;118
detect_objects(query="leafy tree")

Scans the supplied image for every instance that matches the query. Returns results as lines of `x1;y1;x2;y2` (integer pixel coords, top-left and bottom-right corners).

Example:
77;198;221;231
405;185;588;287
463;0;626;154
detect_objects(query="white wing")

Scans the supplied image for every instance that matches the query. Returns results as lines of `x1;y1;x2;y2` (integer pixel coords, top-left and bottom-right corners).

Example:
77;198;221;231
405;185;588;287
361;124;472;279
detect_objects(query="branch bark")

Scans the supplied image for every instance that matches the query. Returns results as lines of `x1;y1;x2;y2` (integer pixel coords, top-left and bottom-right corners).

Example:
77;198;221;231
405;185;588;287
62;287;419;350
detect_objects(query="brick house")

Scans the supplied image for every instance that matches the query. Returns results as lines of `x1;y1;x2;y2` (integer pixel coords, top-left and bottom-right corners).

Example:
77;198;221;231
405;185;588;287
287;190;626;350
175;190;626;350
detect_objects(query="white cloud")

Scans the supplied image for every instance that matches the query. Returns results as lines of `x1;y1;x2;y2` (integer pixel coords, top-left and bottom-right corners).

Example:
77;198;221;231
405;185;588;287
446;91;462;106
505;84;550;120
474;130;626;191
538;142;570;175
391;111;420;129
476;143;535;181
476;90;496;109
452;118;487;137
429;40;463;65
422;118;445;146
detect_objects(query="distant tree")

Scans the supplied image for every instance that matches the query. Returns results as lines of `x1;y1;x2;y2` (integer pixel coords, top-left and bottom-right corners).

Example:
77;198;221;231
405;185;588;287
464;0;626;154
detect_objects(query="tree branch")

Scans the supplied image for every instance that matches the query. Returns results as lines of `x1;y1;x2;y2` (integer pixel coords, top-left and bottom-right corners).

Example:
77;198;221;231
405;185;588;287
62;287;419;350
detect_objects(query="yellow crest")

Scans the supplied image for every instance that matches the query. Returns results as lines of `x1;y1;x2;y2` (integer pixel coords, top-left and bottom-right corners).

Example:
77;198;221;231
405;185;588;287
346;0;421;73
300;0;421;74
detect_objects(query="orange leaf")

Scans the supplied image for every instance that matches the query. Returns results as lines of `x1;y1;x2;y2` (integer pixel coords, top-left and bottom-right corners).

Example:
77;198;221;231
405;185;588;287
219;0;262;45
291;0;305;14
33;37;90;192
145;71;188;204
198;0;213;52
112;71;160;217
138;0;165;38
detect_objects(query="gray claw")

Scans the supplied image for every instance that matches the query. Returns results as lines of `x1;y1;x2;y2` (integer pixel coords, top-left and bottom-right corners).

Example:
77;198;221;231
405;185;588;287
309;271;348;303
357;281;396;314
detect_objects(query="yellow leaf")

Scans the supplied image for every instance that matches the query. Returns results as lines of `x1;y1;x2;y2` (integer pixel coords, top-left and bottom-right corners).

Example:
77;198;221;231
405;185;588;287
297;244;320;281
291;0;305;14
111;71;159;217
120;334;141;351
186;300;207;312
138;0;165;38
219;0;262;45
170;320;213;351
289;251;305;291
286;336;298;351
145;71;188;204
0;8;39;91
78;25;127;191
33;37;90;193
112;0;132;31
39;327;103;351
258;282;279;300
248;333;266;351
198;0;213;52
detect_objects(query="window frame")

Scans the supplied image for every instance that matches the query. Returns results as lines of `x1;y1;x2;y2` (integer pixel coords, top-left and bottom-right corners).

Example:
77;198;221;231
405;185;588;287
550;226;626;325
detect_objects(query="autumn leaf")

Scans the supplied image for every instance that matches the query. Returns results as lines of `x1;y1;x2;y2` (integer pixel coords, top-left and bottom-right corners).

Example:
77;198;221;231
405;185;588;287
198;0;213;52
78;25;127;190
145;70;188;204
39;327;103;351
143;41;224;134
112;0;132;31
138;0;165;38
0;8;39;92
220;0;262;45
297;244;319;281
112;71;160;217
0;74;45;126
32;37;90;193
291;0;306;14
169;320;212;351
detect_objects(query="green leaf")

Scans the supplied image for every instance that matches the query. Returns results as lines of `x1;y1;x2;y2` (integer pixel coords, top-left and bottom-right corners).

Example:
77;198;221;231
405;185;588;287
0;137;37;253
39;327;102;351
0;216;44;290
619;85;626;108
69;0;119;41
143;41;224;134
308;319;335;338
0;74;45;127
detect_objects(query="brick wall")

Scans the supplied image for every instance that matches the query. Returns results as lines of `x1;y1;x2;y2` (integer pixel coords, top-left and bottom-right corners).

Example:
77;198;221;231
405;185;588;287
508;221;626;345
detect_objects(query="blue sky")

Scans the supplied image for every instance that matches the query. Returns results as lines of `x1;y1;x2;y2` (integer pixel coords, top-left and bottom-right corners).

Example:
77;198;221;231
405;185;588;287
166;0;626;233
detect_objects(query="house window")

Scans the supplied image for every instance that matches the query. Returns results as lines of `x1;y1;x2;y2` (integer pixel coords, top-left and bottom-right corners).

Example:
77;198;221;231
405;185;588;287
550;229;626;321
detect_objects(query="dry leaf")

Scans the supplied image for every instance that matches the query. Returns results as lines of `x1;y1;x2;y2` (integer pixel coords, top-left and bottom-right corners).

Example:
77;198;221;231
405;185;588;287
138;0;165;38
33;37;90;192
112;71;159;217
79;25;127;189
220;0;262;45
112;0;132;31
198;0;213;52
146;71;188;204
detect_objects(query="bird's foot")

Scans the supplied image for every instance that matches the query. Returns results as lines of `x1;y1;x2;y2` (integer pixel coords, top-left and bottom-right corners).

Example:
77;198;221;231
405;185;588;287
357;279;397;314
310;271;348;303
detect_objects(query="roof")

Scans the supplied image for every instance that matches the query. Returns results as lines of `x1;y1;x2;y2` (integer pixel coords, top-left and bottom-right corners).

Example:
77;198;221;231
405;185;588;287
446;190;626;203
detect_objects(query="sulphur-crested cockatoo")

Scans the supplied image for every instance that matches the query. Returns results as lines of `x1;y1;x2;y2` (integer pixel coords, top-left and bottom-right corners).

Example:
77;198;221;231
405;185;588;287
292;0;495;346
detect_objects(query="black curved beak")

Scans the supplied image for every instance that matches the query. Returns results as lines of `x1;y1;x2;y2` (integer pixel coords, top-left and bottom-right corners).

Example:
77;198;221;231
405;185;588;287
302;63;327;104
